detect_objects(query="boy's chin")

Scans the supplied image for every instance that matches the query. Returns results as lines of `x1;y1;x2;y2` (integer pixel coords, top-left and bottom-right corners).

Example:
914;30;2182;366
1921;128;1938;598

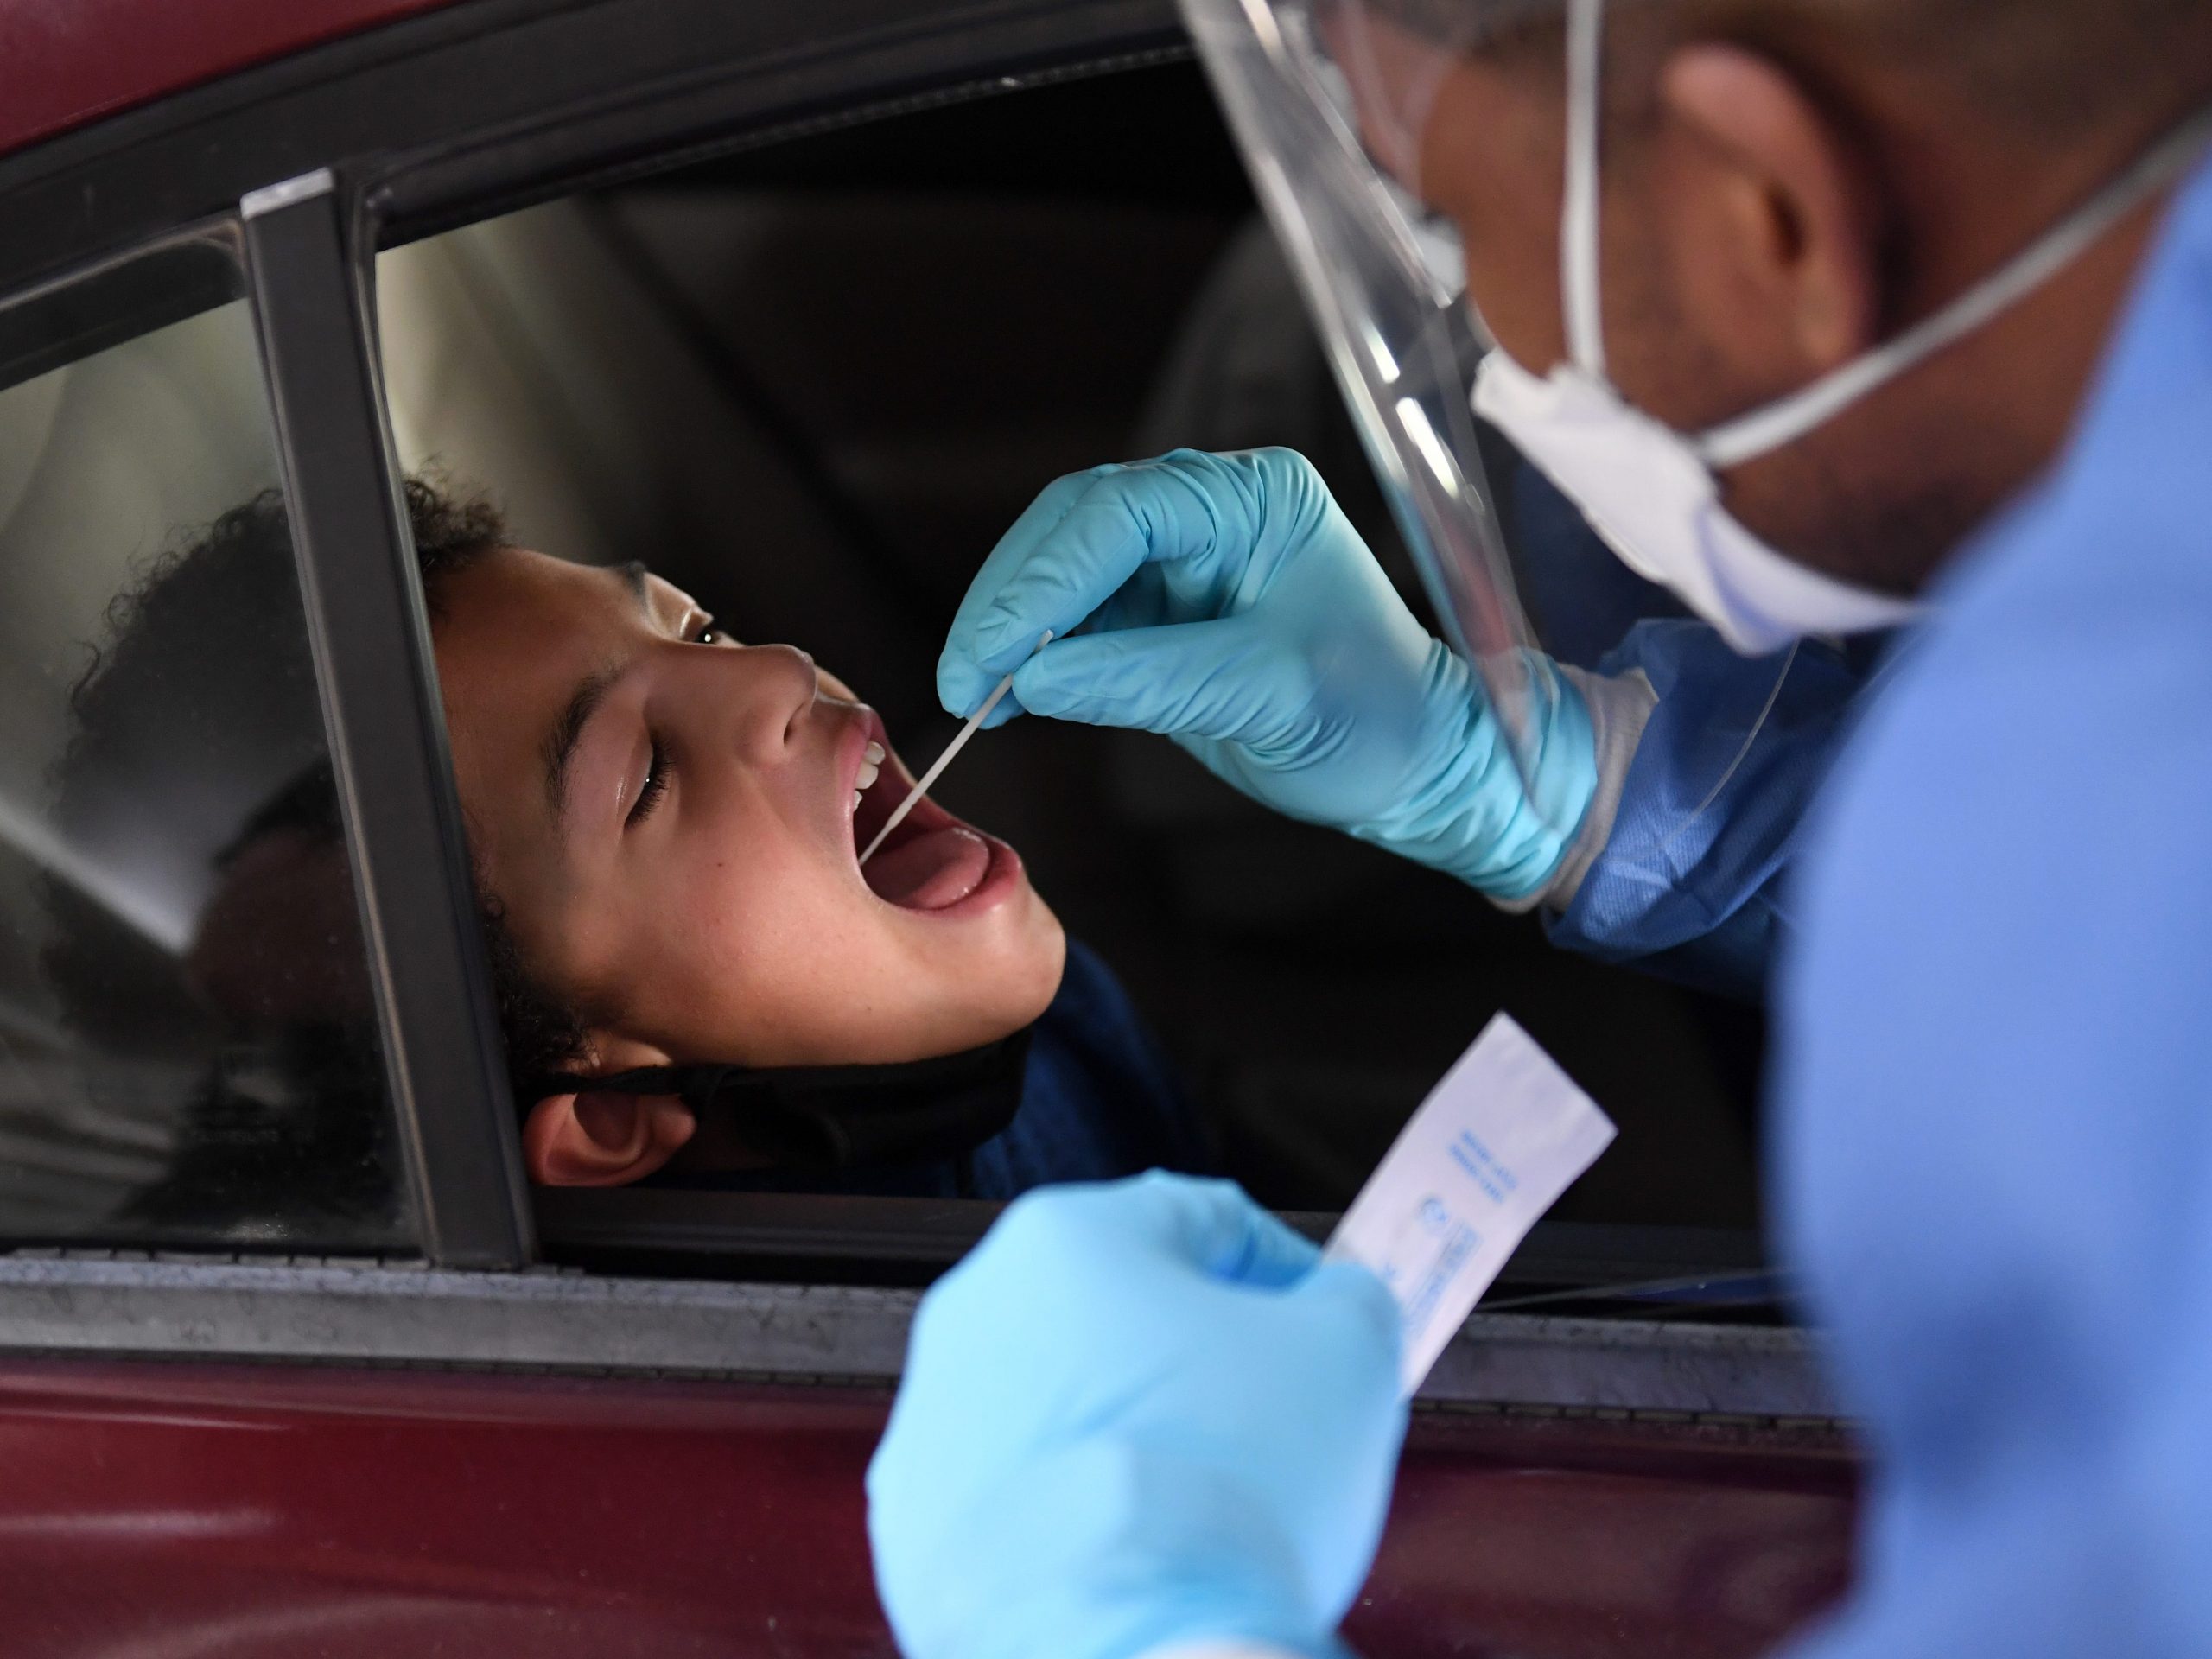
935;909;1067;1049
1011;913;1070;1023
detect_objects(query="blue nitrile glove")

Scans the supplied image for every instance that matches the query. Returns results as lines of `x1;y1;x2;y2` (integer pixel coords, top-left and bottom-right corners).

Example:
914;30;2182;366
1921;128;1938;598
939;448;1596;900
867;1173;1407;1659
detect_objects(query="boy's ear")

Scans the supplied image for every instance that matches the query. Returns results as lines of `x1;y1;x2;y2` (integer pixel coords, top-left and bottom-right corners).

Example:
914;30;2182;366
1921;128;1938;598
522;1088;696;1186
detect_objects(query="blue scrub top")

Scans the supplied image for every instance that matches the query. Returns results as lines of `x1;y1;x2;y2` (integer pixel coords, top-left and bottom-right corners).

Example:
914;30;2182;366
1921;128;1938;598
1774;156;2212;1656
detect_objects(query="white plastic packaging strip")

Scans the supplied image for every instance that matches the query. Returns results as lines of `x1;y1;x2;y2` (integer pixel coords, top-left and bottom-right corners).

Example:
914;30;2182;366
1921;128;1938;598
1325;1014;1617;1395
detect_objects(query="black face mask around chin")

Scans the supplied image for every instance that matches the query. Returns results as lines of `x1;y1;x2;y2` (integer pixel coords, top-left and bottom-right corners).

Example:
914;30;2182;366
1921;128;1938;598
525;1028;1033;1173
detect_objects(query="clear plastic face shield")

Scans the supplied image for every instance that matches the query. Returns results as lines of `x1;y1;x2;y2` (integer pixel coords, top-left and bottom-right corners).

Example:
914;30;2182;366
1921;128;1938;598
1179;0;1574;808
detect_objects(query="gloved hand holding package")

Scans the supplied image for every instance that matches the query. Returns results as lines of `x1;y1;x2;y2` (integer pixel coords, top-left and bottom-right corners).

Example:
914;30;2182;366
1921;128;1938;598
867;1173;1407;1659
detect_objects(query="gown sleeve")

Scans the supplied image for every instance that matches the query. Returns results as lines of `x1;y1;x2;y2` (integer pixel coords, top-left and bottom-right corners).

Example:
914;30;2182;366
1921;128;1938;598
1543;619;1881;1001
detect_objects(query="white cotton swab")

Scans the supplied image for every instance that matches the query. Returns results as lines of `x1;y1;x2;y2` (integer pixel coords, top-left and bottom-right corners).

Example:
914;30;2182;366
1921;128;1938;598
859;631;1052;868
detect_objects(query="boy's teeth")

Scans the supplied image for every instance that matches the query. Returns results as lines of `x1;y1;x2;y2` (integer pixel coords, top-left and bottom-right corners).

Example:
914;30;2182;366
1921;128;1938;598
849;740;886;813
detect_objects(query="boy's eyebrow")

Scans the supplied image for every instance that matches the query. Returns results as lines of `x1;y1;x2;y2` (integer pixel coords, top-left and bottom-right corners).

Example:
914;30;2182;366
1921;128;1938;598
543;664;625;828
542;568;657;828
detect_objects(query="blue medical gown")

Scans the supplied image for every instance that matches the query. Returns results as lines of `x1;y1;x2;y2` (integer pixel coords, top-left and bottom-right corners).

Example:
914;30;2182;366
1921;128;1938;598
1772;157;2212;1656
1491;429;1882;1001
1548;624;1881;1000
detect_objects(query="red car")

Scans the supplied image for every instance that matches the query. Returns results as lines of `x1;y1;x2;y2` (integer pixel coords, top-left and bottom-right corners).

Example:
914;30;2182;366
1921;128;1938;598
0;3;1855;1655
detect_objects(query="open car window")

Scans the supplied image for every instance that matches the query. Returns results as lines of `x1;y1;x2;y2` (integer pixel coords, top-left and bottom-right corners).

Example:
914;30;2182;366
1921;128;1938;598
368;63;1772;1316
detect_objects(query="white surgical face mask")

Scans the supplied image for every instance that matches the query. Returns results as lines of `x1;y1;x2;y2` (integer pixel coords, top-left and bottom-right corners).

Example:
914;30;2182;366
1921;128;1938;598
1473;350;1916;653
1473;0;2212;656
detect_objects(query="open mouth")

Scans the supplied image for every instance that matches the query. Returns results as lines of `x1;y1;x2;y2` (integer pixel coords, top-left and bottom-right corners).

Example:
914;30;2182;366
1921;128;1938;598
849;710;1009;912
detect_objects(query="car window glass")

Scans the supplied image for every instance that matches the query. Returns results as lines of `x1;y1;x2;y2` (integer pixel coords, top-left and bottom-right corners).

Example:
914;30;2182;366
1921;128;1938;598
0;231;414;1251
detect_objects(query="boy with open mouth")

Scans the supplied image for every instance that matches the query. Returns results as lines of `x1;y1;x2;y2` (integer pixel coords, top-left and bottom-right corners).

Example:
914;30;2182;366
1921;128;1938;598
67;480;1209;1209
422;480;1208;1196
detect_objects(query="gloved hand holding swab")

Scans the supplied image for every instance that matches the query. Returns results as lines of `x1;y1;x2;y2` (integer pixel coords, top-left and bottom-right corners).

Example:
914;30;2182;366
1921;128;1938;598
860;631;1052;868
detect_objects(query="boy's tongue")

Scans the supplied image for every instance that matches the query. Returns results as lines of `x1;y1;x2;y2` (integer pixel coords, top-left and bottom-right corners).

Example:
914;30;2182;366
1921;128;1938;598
863;825;991;910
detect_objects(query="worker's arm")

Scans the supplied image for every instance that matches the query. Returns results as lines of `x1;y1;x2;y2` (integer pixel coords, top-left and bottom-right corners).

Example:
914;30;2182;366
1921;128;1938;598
868;1173;1407;1659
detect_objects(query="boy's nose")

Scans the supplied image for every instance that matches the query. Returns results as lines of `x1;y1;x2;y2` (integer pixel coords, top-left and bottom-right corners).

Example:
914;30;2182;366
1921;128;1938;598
715;642;819;760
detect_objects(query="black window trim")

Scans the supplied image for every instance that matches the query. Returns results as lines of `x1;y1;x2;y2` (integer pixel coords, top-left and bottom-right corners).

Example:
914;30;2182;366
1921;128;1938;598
0;219;245;397
242;168;534;1268
0;0;1189;302
534;1189;1784;1319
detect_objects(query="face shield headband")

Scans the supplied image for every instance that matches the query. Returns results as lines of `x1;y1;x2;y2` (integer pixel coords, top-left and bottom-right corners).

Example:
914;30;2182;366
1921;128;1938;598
527;1027;1033;1174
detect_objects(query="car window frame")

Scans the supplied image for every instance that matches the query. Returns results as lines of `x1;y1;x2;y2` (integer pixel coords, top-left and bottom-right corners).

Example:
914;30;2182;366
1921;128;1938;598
343;18;1783;1312
245;170;533;1266
0;0;1789;1363
345;3;1215;1283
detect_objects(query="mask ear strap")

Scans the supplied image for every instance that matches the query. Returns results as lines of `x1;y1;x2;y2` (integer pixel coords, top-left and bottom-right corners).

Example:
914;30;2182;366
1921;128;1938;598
524;1065;702;1107
1561;0;1610;380
523;1033;1036;1172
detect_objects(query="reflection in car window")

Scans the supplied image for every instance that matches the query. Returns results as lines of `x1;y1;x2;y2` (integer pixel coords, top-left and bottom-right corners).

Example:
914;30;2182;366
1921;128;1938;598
0;234;413;1250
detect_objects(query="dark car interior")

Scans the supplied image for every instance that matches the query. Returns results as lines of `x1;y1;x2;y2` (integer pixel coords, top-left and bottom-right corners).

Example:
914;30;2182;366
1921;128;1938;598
372;62;1768;1260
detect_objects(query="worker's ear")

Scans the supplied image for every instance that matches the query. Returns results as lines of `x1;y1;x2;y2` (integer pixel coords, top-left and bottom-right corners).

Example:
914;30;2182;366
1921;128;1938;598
522;1088;696;1186
1655;43;1883;388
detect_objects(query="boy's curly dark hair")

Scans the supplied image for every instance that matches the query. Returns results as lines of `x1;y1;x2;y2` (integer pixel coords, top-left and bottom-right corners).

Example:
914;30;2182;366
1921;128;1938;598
385;478;595;1096
52;476;589;1181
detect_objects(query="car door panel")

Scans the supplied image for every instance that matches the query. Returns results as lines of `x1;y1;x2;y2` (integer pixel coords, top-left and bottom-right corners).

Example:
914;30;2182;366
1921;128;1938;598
0;1357;1850;1659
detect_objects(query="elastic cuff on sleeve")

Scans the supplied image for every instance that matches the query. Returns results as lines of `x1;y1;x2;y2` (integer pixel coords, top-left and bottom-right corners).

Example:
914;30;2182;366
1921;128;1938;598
1490;664;1656;916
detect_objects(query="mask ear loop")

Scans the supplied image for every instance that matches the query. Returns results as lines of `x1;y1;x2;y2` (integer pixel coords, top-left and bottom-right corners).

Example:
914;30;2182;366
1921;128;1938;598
1560;1;2212;473
1559;0;1789;861
1561;0;1610;379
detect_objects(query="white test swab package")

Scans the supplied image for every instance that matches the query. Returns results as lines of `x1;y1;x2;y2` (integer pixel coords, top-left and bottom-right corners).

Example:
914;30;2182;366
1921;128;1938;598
1325;1014;1617;1395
